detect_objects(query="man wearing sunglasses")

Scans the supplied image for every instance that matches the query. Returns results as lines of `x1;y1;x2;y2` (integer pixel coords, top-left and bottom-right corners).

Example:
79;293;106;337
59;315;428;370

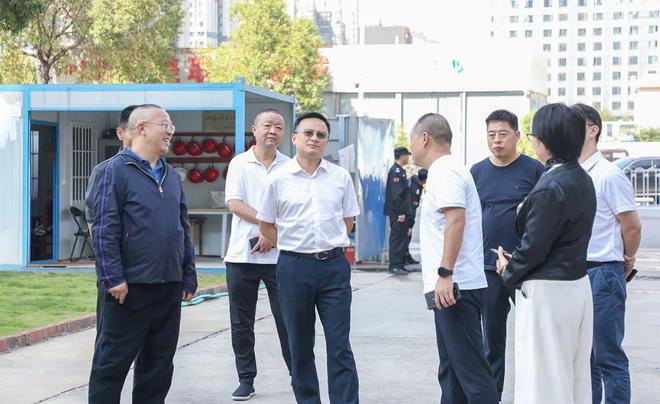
88;104;197;403
258;112;361;404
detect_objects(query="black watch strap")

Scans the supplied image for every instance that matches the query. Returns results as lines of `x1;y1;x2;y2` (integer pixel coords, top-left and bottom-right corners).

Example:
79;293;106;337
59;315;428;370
437;266;454;278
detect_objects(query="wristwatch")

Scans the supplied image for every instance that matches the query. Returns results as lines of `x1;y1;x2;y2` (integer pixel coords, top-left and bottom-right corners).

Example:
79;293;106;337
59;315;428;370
437;266;454;278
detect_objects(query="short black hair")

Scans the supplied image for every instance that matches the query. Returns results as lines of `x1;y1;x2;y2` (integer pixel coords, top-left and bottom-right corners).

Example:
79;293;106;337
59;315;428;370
485;109;518;131
254;108;284;126
413;113;452;145
417;168;428;181
118;105;139;129
294;112;330;135
571;103;602;142
532;103;585;162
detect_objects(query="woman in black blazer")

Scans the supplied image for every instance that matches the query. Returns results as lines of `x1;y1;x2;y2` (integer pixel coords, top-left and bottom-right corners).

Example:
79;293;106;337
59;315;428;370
496;103;597;404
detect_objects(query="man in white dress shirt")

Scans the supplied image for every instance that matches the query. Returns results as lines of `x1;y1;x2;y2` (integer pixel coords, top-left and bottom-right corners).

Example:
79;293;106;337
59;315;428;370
573;103;642;404
224;109;292;401
258;112;360;404
410;113;498;404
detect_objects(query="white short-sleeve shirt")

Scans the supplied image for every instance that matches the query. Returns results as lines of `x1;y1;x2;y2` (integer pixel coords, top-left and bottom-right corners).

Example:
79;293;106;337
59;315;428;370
256;157;360;253
420;155;487;293
582;151;637;262
224;147;290;264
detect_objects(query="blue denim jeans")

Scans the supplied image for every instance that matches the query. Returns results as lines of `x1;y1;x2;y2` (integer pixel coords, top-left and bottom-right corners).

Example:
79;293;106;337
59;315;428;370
588;262;630;404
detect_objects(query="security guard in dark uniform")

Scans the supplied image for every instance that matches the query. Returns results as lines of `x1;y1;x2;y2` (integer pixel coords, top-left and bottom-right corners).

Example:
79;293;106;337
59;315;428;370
384;146;413;275
405;168;427;265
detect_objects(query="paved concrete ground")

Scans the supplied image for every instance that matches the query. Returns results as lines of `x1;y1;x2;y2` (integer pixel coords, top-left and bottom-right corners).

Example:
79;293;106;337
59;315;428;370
639;208;660;249
1;266;660;403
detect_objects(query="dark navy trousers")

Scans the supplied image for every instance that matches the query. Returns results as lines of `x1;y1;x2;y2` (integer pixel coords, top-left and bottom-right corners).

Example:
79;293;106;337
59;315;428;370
434;288;499;404
480;270;512;400
277;252;359;404
588;262;631;404
88;282;183;404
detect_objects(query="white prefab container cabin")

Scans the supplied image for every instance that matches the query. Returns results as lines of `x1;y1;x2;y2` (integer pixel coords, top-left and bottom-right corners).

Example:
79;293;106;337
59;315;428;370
0;80;295;268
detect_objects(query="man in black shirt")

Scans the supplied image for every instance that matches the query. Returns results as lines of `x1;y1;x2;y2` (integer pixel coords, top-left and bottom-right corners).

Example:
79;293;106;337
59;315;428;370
405;168;427;265
384;146;413;275
470;109;544;400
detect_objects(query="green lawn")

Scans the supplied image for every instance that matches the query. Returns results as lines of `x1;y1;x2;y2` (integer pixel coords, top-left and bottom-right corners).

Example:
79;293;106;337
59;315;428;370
0;271;226;337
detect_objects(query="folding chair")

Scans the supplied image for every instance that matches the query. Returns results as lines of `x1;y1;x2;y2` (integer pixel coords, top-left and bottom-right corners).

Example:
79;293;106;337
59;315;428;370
69;206;94;262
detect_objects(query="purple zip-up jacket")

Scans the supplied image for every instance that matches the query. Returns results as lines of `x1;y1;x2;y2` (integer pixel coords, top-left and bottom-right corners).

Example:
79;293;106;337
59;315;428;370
90;149;197;294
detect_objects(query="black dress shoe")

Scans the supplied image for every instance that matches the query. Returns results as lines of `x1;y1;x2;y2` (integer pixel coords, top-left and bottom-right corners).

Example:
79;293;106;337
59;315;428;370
407;257;420;264
232;383;255;401
389;267;409;275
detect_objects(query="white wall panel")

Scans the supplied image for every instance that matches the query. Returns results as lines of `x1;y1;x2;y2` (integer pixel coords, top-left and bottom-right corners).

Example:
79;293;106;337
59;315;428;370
0;92;25;265
31;90;233;110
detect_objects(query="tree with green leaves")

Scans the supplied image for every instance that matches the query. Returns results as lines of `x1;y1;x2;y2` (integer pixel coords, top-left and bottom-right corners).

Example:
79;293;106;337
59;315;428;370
0;33;37;84
518;110;537;159
1;0;94;84
203;0;329;111
74;0;182;83
1;0;181;84
633;127;660;142
597;108;616;121
395;122;411;149
0;0;47;33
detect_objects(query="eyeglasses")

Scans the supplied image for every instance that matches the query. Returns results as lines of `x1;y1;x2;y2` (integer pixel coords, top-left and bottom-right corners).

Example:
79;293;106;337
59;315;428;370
297;129;328;140
143;121;176;134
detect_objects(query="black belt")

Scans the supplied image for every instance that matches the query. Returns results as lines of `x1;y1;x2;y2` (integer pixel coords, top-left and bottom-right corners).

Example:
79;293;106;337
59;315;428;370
586;260;618;269
281;247;344;261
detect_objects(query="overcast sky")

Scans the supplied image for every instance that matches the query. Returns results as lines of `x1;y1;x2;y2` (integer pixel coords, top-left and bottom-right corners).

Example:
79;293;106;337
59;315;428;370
358;0;492;43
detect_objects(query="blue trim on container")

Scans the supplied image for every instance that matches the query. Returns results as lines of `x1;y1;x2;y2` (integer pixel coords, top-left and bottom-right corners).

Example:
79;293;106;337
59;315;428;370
30;106;237;112
22;90;31;267
338;115;346;149
31;120;58;125
5;80;295;267
53;119;59;261
0;83;237;92
29;259;60;264
291;98;298;156
233;78;246;155
245;84;296;103
30;120;60;262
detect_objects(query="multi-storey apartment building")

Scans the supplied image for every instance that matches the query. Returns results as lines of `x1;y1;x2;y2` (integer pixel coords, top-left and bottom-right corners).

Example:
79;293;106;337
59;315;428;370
177;0;225;49
177;0;359;48
490;0;660;116
286;0;360;45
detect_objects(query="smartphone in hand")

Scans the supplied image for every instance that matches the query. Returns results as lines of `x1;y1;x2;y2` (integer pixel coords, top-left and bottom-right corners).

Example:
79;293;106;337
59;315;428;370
626;268;638;283
425;283;462;310
249;237;259;251
490;248;512;260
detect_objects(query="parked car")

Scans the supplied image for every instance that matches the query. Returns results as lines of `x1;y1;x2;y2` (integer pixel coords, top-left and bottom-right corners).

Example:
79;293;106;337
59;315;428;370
614;157;660;205
600;148;629;162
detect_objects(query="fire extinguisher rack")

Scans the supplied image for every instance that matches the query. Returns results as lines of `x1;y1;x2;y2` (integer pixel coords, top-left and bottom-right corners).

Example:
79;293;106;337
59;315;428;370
165;131;251;164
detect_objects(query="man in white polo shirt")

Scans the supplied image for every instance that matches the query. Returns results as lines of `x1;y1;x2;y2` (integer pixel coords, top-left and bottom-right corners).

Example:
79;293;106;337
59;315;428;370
258;112;360;404
410;113;498;404
224;109;292;401
573;103;642;404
